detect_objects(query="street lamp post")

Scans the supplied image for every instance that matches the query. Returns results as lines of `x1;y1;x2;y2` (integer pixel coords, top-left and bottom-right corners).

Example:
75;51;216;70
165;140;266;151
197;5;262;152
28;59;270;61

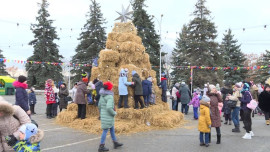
153;14;163;81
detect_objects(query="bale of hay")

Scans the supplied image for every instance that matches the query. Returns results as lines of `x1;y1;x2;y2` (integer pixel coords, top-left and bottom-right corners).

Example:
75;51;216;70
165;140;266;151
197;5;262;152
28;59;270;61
99;49;119;62
56;111;77;123
119;42;145;53
90;67;101;81
106;40;121;51
67;103;78;111
99;61;117;68
150;111;184;128
108;32;142;44
150;70;156;78
86;105;99;116
112;22;137;35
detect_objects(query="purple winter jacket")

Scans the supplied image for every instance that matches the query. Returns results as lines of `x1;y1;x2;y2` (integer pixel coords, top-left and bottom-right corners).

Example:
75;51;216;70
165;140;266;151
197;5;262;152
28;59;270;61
240;91;252;110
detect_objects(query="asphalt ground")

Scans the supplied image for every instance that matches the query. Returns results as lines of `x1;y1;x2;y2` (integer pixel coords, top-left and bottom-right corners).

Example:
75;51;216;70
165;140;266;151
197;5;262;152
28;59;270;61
3;95;270;152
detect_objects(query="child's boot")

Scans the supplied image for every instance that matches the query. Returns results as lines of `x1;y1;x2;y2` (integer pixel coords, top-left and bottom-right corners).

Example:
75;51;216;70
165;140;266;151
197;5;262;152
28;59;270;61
224;121;228;125
113;141;123;149
229;121;232;125
98;144;109;152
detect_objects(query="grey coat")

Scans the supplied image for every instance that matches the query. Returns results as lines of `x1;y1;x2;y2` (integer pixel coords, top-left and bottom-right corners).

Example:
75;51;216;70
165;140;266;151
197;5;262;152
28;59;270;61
75;81;90;104
132;73;143;95
179;84;192;104
59;87;69;109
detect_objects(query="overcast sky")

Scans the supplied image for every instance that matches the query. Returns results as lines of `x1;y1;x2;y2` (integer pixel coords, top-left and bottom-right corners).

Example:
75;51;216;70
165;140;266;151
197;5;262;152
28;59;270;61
0;0;269;66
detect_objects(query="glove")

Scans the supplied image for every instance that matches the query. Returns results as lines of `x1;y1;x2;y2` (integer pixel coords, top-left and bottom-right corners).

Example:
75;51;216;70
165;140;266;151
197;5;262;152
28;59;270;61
5;135;17;147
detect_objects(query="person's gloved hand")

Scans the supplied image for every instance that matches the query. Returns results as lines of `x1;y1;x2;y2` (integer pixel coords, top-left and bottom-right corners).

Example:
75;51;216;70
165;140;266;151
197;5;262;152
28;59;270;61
5;135;17;147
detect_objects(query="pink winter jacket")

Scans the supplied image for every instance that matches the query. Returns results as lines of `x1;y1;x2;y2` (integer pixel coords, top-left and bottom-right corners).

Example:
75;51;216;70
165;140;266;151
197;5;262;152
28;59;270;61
0;97;31;152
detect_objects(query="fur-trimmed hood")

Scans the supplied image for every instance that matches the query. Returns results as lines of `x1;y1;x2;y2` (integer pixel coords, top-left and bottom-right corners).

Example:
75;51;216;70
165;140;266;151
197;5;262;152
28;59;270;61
0;99;14;116
13;81;28;89
29;129;44;144
200;100;210;107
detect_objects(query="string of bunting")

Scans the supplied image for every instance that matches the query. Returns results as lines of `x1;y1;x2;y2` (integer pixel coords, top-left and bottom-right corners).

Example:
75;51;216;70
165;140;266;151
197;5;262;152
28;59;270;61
0;58;92;67
1;58;270;70
173;65;270;71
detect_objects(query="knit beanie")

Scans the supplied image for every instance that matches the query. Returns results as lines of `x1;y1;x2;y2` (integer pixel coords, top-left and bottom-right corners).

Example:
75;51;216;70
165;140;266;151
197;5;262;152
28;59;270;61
18;75;27;83
103;81;113;90
201;95;210;102
19;123;38;140
209;84;216;91
132;70;137;76
82;77;88;83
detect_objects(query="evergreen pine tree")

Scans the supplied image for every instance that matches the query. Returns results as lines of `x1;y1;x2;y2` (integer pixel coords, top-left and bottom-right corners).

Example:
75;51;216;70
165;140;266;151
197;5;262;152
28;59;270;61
131;0;161;79
171;0;223;87
221;29;247;84
0;49;8;76
26;0;63;88
71;0;106;83
171;25;191;84
256;50;270;83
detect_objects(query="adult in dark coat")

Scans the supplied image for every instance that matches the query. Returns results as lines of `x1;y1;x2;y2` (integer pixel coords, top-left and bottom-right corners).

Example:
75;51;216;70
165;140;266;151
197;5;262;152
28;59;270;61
258;84;270;125
132;71;144;109
75;79;90;119
94;79;103;106
207;84;223;144
221;83;233;102
59;83;69;112
12;75;30;116
142;77;152;107
179;82;192;115
159;73;167;102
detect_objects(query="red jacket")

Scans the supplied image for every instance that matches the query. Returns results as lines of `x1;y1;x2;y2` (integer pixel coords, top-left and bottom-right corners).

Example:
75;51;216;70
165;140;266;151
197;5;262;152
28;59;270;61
45;83;56;104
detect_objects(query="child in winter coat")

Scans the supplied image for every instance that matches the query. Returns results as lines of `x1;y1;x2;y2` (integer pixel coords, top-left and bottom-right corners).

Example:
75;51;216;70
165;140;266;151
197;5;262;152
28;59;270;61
223;96;232;125
28;87;37;115
198;95;212;147
5;123;44;152
189;92;200;120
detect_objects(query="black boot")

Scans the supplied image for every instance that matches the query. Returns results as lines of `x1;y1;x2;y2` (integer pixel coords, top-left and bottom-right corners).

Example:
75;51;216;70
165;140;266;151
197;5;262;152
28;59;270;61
209;133;211;143
224;121;228;125
216;134;221;144
98;144;109;152
113;141;123;149
33;104;36;114
232;125;240;133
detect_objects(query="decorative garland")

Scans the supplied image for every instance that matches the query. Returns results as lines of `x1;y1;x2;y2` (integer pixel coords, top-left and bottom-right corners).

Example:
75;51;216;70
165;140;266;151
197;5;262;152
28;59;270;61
1;58;269;70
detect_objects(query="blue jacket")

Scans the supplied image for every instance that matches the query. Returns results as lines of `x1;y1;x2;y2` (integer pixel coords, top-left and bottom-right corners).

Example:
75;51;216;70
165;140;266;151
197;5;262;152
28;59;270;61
142;80;152;96
13;81;29;112
118;70;132;95
28;92;37;105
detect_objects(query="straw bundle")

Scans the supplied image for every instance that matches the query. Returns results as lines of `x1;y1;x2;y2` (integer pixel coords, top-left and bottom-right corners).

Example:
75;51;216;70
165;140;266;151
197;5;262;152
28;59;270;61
150;111;184;128
108;32;142;44
90;67;100;81
99;49;119;62
119;42;145;53
99;61;116;68
106;40;121;51
56;111;77;123
112;22;137;35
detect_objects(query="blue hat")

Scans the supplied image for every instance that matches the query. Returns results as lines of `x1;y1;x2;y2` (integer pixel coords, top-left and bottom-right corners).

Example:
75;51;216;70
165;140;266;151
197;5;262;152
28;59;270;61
19;123;38;140
161;72;166;76
132;70;136;76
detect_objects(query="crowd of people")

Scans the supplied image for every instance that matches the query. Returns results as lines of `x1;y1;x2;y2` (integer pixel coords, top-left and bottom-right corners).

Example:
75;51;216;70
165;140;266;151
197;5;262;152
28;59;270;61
170;80;270;147
1;72;270;151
